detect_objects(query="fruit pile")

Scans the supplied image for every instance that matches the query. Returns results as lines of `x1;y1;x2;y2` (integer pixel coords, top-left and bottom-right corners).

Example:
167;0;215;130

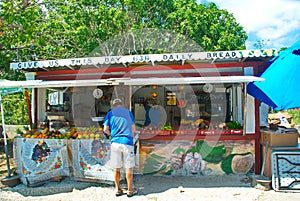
140;119;243;136
22;126;107;140
22;128;63;139
75;126;105;140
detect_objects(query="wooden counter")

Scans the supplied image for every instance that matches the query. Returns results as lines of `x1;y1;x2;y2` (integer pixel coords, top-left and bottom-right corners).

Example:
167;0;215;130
139;133;257;141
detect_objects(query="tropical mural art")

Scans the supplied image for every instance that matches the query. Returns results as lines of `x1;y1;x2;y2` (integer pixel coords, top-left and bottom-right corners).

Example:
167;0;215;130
139;140;255;176
13;138;70;185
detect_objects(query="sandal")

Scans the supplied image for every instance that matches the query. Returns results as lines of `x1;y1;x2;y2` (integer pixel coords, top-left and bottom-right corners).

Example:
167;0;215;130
127;189;138;197
115;189;124;197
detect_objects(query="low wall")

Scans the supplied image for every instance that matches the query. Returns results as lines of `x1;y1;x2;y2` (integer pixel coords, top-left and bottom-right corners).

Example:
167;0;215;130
139;139;255;176
2;125;29;138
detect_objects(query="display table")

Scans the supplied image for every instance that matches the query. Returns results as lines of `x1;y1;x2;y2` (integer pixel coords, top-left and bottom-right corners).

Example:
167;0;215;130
13;138;116;186
271;144;300;192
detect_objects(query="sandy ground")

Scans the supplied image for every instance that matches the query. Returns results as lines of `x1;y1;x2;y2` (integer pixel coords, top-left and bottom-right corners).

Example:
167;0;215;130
1;174;300;201
1;139;300;201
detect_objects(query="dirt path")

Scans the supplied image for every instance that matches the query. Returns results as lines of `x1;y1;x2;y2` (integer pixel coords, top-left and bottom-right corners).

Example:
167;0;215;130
1;174;300;201
1;139;299;201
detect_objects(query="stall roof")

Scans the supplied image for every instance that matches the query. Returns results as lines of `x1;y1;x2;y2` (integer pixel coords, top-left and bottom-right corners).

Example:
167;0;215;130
9;49;278;71
120;76;265;85
0;76;264;89
0;79;118;88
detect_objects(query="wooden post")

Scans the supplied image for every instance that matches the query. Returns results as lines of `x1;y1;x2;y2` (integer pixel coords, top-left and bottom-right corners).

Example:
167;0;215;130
25;88;32;129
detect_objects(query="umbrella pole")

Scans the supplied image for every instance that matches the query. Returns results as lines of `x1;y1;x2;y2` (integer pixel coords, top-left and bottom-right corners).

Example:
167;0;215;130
243;83;247;136
0;93;11;177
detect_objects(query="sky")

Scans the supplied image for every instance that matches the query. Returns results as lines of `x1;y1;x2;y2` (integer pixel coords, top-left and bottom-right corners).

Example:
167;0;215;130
205;0;300;50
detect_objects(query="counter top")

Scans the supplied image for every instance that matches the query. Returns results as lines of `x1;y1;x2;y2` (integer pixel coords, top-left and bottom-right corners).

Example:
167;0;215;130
139;134;256;141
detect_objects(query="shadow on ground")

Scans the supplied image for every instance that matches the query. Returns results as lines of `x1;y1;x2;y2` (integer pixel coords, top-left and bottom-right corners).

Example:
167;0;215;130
1;174;253;197
134;174;253;195
1;179;113;197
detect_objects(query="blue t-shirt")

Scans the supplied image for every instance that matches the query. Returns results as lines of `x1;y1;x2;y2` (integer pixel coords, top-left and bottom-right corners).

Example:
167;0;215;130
103;107;135;146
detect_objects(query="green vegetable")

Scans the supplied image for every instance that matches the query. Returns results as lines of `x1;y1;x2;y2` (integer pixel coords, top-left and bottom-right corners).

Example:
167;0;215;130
226;121;242;129
161;123;172;130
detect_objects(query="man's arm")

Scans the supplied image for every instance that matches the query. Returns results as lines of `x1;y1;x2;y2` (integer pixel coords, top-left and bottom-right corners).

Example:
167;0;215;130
132;124;136;134
103;125;110;135
103;125;111;139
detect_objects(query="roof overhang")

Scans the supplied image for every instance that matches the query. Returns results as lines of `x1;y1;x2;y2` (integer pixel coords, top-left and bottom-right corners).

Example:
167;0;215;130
0;79;118;88
120;76;264;85
0;76;264;89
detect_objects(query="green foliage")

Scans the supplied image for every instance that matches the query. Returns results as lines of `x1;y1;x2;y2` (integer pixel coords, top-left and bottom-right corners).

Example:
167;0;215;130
253;39;270;49
1;0;248;69
0;0;248;123
0;91;31;125
166;1;247;51
16;127;23;135
0;1;46;71
287;109;300;125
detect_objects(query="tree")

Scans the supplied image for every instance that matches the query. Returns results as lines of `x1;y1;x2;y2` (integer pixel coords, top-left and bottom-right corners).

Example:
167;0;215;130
1;0;247;67
1;91;30;125
1;0;248;125
166;1;247;51
253;39;271;49
0;0;46;80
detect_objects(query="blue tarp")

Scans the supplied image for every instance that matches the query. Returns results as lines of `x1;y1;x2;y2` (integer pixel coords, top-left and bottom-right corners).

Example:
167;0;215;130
248;39;300;110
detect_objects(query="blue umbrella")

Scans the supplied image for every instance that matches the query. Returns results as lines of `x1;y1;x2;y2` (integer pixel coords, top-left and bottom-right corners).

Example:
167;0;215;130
248;39;300;110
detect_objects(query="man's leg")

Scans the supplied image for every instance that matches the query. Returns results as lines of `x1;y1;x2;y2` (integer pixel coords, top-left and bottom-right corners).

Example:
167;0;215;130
123;144;137;196
114;168;121;191
125;168;133;191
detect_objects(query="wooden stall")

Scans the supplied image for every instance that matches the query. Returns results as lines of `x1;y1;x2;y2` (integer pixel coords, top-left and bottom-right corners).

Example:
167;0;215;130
4;49;279;185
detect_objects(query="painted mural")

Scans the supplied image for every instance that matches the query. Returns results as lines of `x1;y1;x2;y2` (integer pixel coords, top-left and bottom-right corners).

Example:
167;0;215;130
13;138;70;185
72;139;115;182
139;140;255;176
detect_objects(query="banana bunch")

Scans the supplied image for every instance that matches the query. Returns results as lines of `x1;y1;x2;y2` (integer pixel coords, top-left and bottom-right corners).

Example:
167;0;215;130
194;118;204;125
42;128;50;135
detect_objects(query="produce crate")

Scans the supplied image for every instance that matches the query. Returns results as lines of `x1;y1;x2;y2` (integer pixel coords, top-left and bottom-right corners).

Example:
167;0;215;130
221;130;231;135
261;130;298;146
157;130;171;136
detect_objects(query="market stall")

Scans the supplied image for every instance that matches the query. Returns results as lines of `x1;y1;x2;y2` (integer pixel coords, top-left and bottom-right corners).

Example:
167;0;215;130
4;49;280;185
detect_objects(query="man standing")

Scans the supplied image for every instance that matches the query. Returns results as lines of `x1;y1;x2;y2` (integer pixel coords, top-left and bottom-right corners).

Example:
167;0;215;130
103;98;137;197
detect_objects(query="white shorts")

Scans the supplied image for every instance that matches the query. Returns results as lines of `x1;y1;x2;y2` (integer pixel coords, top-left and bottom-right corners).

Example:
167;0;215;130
109;142;135;169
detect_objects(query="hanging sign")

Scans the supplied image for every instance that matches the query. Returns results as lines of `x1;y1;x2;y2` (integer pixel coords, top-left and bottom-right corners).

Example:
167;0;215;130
10;49;278;70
